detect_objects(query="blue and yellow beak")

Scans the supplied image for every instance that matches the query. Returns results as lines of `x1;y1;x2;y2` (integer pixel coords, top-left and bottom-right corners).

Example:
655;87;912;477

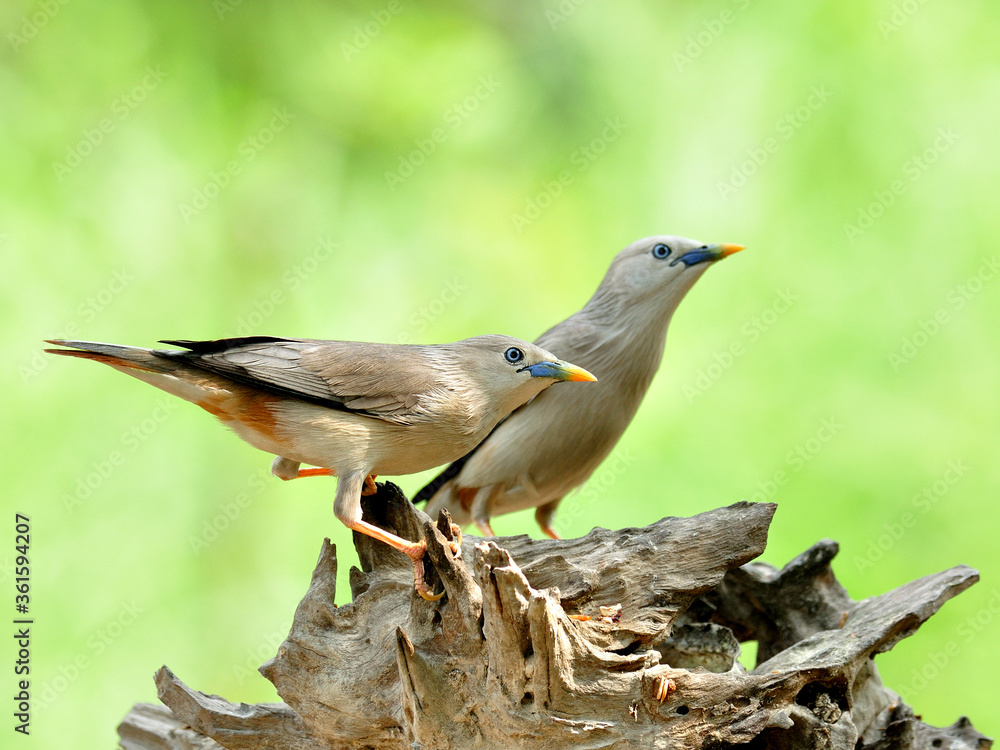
672;243;745;267
520;360;597;382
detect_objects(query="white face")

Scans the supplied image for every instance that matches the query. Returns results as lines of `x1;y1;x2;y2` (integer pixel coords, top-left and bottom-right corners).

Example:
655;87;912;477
608;235;722;302
455;335;594;406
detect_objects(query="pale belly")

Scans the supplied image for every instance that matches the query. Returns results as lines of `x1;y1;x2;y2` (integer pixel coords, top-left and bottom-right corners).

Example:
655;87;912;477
248;400;485;478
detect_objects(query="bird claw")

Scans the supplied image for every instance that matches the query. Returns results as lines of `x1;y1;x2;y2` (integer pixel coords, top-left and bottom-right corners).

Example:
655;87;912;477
360;474;379;496
416;580;445;602
347;513;453;602
411;523;461;600
411;552;444;601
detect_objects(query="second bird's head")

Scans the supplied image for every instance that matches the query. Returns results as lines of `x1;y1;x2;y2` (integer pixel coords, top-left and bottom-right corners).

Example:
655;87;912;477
596;235;744;315
446;335;596;414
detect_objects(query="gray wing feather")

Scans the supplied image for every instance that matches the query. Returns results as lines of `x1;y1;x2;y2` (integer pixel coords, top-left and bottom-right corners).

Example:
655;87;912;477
157;337;437;424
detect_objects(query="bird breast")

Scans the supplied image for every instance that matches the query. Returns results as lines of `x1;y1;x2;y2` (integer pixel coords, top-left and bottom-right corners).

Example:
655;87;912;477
457;375;637;507
266;388;497;477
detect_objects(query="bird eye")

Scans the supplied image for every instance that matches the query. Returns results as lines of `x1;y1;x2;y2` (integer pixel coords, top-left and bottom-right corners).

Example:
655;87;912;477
504;347;524;364
652;243;672;259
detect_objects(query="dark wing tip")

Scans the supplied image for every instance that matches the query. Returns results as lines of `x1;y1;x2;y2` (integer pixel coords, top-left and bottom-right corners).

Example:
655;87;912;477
412;463;462;505
157;336;291;354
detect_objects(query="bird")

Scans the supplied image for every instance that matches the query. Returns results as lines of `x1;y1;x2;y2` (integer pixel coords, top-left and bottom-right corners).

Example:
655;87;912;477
45;334;596;599
414;235;743;538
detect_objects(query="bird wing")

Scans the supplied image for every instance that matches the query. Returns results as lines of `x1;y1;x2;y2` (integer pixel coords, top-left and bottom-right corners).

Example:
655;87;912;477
157;336;435;424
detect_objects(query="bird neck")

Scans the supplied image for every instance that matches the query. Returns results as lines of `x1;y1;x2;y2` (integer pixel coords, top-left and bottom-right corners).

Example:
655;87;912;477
583;284;677;341
571;297;676;396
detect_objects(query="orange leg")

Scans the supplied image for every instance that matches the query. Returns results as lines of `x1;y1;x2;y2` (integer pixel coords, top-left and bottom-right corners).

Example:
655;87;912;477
278;466;446;598
276;467;382;491
474;518;496;537
345;518;462;601
330;471;459;601
535;499;563;540
539;524;561;541
471;485;499;537
288;467;335;479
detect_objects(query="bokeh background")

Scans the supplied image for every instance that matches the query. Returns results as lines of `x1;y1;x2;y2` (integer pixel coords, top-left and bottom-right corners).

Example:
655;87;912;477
2;0;998;746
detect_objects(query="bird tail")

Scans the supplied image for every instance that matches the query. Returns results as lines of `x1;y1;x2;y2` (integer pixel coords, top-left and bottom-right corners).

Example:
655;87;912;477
45;339;171;372
44;339;220;406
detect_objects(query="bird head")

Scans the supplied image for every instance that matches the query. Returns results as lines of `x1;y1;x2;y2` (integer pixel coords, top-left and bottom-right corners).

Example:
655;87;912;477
448;335;596;416
593;235;744;315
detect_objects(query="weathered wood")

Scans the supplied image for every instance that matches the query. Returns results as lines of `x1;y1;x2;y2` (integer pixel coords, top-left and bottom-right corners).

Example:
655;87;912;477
117;702;224;750
117;483;991;750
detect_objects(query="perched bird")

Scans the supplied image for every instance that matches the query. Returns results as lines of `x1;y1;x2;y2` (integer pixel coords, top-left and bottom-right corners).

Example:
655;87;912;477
415;235;743;538
45;335;596;599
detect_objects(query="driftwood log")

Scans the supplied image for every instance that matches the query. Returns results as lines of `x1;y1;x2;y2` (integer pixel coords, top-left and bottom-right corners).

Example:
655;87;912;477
118;482;990;749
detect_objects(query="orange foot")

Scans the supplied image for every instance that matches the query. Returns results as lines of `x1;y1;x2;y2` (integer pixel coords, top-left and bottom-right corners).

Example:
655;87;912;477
346;518;462;601
446;523;463;558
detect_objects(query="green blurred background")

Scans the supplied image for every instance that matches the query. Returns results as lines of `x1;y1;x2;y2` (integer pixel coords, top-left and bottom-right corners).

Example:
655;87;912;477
2;0;998;746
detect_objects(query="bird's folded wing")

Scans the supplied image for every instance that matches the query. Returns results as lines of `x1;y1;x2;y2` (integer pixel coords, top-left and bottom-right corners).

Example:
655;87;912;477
157;336;433;423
